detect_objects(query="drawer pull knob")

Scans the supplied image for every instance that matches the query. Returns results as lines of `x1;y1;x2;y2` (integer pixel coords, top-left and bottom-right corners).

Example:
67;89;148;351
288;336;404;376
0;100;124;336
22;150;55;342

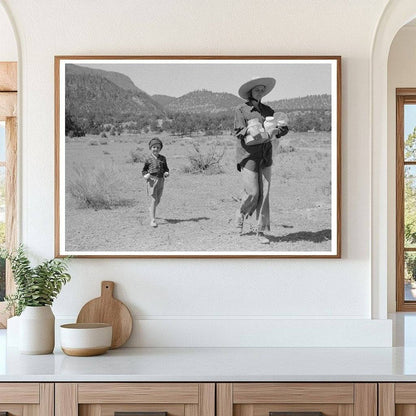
270;413;324;416
115;412;168;416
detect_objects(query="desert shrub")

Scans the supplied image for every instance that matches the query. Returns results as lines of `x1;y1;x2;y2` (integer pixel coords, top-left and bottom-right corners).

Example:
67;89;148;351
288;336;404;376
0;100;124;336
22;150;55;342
127;147;146;163
68;163;134;209
100;132;107;138
88;139;99;146
182;143;226;174
100;138;108;145
275;144;295;154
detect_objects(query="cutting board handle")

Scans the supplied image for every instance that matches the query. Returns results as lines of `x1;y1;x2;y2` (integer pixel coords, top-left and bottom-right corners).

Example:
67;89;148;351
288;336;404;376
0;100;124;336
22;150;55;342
101;281;115;298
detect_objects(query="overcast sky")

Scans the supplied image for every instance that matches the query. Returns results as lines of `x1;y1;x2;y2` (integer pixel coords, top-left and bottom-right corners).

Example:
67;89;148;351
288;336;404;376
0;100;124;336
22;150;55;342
74;59;334;101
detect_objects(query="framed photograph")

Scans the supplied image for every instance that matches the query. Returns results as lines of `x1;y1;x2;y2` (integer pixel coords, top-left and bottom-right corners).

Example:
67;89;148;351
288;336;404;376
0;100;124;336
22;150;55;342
55;56;341;258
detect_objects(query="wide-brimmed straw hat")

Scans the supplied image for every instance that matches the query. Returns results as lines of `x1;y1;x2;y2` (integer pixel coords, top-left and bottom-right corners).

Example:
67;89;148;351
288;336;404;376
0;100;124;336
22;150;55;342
238;76;276;100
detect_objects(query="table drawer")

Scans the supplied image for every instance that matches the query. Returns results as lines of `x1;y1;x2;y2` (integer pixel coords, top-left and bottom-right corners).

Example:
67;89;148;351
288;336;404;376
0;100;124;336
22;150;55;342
56;383;215;416
379;383;416;416
217;383;376;416
0;383;53;416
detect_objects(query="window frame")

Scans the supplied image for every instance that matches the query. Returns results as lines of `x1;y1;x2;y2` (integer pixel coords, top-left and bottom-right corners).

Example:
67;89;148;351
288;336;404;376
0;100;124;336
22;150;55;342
396;88;416;311
0;62;17;327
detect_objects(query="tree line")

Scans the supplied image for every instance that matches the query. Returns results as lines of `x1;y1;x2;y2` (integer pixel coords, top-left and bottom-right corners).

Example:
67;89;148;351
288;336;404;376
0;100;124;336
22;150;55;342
65;109;332;137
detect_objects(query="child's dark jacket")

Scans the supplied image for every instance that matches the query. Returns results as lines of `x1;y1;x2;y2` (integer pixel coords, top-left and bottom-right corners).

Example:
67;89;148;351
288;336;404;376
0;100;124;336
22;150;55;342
142;154;169;178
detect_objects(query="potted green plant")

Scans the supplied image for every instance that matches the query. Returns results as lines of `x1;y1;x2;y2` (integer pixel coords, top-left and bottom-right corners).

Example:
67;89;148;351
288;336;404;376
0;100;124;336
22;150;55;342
1;245;71;354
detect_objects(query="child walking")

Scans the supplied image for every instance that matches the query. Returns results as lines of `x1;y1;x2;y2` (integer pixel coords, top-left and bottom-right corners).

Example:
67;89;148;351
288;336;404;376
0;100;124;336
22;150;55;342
142;138;169;227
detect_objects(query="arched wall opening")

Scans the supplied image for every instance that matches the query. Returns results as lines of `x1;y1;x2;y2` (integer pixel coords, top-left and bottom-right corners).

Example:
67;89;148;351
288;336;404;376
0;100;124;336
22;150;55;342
371;0;416;319
387;19;416;313
0;2;18;61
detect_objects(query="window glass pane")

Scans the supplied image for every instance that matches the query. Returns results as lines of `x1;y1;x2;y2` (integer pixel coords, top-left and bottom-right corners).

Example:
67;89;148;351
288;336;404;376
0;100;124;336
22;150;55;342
405;252;416;301
405;166;416;247
405;104;416;161
0;165;4;301
0;122;5;301
0;121;4;162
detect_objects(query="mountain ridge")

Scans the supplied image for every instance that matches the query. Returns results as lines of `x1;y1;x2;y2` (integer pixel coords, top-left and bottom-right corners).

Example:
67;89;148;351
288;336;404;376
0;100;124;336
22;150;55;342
64;64;332;134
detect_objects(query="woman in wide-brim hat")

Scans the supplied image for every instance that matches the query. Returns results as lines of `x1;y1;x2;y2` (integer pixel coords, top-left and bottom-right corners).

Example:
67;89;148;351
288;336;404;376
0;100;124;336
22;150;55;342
233;76;289;244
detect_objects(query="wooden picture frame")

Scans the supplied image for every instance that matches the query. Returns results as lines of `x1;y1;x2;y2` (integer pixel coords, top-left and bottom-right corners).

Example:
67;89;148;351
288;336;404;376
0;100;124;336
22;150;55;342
55;56;341;258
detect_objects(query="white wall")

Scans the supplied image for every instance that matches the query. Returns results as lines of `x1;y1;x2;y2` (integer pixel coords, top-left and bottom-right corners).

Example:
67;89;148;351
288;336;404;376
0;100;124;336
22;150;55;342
0;3;17;61
0;0;393;346
387;25;416;312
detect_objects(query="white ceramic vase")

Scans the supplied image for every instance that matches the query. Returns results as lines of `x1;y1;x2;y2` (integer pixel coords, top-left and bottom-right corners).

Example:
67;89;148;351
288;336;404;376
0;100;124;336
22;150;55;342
6;315;20;347
19;306;55;354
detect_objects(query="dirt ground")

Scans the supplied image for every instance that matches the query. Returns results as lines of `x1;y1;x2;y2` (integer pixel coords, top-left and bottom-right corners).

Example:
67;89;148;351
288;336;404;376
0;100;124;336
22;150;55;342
64;131;333;254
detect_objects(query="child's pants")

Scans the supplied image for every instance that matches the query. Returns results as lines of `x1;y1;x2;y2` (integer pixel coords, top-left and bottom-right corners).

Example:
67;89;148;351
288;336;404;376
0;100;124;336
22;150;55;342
148;176;165;204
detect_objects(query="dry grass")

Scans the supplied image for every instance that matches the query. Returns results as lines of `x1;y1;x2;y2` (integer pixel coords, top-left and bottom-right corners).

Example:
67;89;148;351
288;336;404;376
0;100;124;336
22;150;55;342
68;163;134;209
64;131;333;252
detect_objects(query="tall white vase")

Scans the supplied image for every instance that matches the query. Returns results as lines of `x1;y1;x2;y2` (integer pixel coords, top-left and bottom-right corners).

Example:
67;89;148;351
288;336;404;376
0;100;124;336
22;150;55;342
19;306;55;354
6;315;20;347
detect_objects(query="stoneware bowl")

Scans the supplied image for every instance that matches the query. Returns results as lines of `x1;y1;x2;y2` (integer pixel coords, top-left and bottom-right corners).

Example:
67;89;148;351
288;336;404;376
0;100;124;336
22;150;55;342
60;323;112;356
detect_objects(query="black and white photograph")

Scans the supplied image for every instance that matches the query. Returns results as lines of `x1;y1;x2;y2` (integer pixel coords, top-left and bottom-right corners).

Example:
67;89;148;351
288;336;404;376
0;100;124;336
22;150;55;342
55;56;341;257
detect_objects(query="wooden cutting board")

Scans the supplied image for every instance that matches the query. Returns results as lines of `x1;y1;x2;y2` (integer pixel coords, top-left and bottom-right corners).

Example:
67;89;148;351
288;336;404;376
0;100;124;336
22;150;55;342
76;281;133;349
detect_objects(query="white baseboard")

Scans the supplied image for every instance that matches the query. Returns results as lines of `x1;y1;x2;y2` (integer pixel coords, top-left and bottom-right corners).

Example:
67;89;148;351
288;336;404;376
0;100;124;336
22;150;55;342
56;317;392;347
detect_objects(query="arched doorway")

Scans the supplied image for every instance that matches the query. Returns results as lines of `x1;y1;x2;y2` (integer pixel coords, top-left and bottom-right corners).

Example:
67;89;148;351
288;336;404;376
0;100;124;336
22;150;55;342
371;0;416;319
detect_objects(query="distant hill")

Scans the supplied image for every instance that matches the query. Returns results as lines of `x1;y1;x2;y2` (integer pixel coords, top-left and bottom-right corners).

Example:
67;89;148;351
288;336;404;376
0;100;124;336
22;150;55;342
64;64;332;135
165;89;243;114
266;94;331;112
65;64;165;128
66;64;144;93
152;94;176;107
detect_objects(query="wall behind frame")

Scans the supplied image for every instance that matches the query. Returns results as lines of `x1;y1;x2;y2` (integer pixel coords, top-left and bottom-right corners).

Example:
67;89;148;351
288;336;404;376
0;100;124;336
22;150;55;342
0;0;392;346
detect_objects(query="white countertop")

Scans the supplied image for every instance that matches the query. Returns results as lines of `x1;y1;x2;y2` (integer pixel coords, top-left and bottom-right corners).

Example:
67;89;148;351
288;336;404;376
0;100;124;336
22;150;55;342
2;327;416;382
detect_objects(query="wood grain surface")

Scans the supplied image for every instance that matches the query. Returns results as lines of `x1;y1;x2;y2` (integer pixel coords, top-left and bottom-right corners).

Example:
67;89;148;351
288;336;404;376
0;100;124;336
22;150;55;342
77;383;199;404
55;383;78;416
76;281;133;348
0;383;39;403
354;384;377;416
0;62;17;92
395;383;416;403
379;383;395;416
0;92;16;119
233;383;354;404
217;384;233;416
